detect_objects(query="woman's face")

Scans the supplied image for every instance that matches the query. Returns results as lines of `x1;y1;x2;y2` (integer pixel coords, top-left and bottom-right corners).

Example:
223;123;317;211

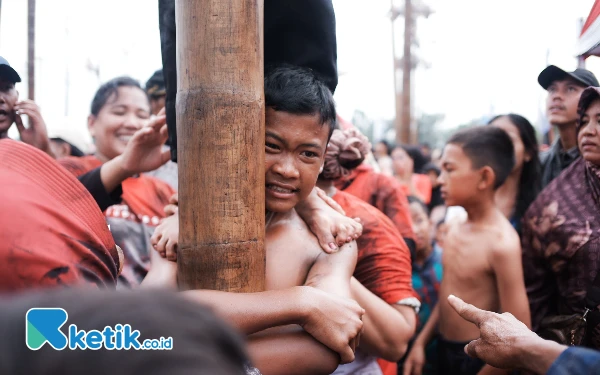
578;98;600;166
88;86;151;161
490;116;528;173
374;142;388;158
391;148;413;176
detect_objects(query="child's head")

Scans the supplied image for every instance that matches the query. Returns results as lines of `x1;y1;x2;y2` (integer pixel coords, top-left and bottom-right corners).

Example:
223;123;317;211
439;126;515;207
408;196;432;255
264;65;336;213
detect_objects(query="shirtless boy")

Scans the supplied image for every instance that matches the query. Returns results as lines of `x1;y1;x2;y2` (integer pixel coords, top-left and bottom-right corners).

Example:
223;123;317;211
144;65;364;375
403;126;531;375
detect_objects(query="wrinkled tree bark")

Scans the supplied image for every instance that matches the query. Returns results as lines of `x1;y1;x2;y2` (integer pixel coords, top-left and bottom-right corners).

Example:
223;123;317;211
176;0;265;292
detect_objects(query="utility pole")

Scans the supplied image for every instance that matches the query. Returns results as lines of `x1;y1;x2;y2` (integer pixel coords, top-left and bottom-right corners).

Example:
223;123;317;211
390;0;431;145
176;0;266;292
27;0;35;101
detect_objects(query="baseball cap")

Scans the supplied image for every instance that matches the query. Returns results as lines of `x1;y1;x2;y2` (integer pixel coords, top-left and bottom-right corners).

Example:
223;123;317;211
145;69;165;97
0;56;21;83
538;65;599;90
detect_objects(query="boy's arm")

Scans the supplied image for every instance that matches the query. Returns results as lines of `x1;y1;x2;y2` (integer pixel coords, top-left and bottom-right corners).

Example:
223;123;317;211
304;240;357;297
247;326;339;375
350;277;416;361
477;236;532;375
295;187;363;253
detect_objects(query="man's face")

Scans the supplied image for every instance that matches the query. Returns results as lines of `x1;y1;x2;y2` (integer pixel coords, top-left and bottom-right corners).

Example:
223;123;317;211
546;78;586;127
265;107;329;213
438;144;480;207
0;79;18;135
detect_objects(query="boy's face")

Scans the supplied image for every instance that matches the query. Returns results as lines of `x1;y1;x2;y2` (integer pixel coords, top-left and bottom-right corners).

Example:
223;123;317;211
0;79;18;135
409;202;431;253
265;108;329;213
438;143;481;207
546;78;585;128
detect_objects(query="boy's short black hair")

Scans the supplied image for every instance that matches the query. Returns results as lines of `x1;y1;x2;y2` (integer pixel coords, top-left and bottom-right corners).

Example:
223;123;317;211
447;126;515;189
265;64;337;139
408;195;430;216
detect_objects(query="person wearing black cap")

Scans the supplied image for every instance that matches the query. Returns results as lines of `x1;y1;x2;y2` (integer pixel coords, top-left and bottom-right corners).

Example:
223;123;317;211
538;65;599;187
145;69;166;116
0;56;54;157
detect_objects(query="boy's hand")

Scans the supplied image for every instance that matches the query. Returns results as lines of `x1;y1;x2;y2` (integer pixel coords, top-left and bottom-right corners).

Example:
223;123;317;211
117;112;170;176
296;188;363;254
151;213;179;261
298;286;365;364
14;100;52;156
142;240;178;289
164;193;179;216
403;342;426;375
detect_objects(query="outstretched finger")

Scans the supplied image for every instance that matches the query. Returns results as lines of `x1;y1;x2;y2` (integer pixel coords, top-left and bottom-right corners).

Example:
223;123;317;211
447;295;486;327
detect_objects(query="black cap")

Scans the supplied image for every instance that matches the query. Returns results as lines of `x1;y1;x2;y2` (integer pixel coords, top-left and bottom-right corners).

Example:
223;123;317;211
0;56;21;83
538;65;599;90
145;69;165;97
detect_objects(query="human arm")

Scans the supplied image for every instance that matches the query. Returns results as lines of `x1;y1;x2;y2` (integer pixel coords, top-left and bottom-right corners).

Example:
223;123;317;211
447;295;567;374
403;304;439;375
77;167;123;211
350;277;416;361
14;100;53;157
295;187;363;253
247;326;340;375
99;112;171;193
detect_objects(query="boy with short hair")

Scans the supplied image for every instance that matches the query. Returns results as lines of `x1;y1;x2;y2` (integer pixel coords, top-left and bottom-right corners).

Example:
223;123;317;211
145;65;364;375
403;126;531;375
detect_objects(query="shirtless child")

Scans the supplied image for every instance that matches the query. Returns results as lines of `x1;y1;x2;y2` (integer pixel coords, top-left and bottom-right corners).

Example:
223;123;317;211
144;65;364;375
403;126;531;375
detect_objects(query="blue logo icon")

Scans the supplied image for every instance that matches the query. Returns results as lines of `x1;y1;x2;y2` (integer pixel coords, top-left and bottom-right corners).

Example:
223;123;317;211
26;308;69;350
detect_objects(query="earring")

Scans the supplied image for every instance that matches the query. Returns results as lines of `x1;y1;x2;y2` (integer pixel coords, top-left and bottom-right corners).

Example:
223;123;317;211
319;166;324;173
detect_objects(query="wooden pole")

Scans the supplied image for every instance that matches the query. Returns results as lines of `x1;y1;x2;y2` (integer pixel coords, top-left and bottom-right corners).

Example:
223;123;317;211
400;0;412;145
27;0;35;101
391;0;403;146
175;0;266;292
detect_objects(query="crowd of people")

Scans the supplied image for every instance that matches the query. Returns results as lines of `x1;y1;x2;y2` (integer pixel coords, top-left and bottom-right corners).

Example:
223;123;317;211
3;1;600;374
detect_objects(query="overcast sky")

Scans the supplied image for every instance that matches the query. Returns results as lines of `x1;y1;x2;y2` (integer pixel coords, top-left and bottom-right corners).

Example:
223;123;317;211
1;0;599;148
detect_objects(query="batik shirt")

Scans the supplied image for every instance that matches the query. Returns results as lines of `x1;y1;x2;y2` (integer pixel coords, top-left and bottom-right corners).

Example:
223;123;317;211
522;157;600;348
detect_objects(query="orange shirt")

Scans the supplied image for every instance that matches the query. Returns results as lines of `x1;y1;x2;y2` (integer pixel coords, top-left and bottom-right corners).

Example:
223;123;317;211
335;164;415;245
59;156;175;287
0;140;120;292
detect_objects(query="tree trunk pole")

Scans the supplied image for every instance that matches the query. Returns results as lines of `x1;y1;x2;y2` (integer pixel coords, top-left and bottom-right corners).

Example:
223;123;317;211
401;0;412;145
175;0;266;292
27;0;35;101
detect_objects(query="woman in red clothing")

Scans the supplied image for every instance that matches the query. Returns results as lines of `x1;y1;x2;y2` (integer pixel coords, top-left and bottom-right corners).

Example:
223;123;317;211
391;145;432;205
333;139;416;258
319;129;419;375
59;76;175;288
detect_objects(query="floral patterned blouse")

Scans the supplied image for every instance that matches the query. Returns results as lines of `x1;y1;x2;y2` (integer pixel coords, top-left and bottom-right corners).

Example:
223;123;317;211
522;157;600;348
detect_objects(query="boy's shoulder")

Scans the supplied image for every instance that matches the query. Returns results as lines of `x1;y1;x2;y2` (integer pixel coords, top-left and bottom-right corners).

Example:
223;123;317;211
266;209;322;258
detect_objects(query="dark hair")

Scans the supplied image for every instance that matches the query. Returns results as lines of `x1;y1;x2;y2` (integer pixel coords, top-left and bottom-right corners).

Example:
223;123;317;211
265;65;336;139
397;145;429;173
377;140;392;156
488;114;541;219
50;137;85;157
0;289;248;375
90;76;147;116
408;195;430;216
447;126;515;189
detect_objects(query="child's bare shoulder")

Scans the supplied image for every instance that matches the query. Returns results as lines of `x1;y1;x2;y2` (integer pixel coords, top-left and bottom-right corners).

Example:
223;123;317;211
266;210;322;258
487;215;521;257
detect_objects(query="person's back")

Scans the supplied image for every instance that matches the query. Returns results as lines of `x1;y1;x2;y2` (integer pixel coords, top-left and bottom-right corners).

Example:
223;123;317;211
403;126;531;375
